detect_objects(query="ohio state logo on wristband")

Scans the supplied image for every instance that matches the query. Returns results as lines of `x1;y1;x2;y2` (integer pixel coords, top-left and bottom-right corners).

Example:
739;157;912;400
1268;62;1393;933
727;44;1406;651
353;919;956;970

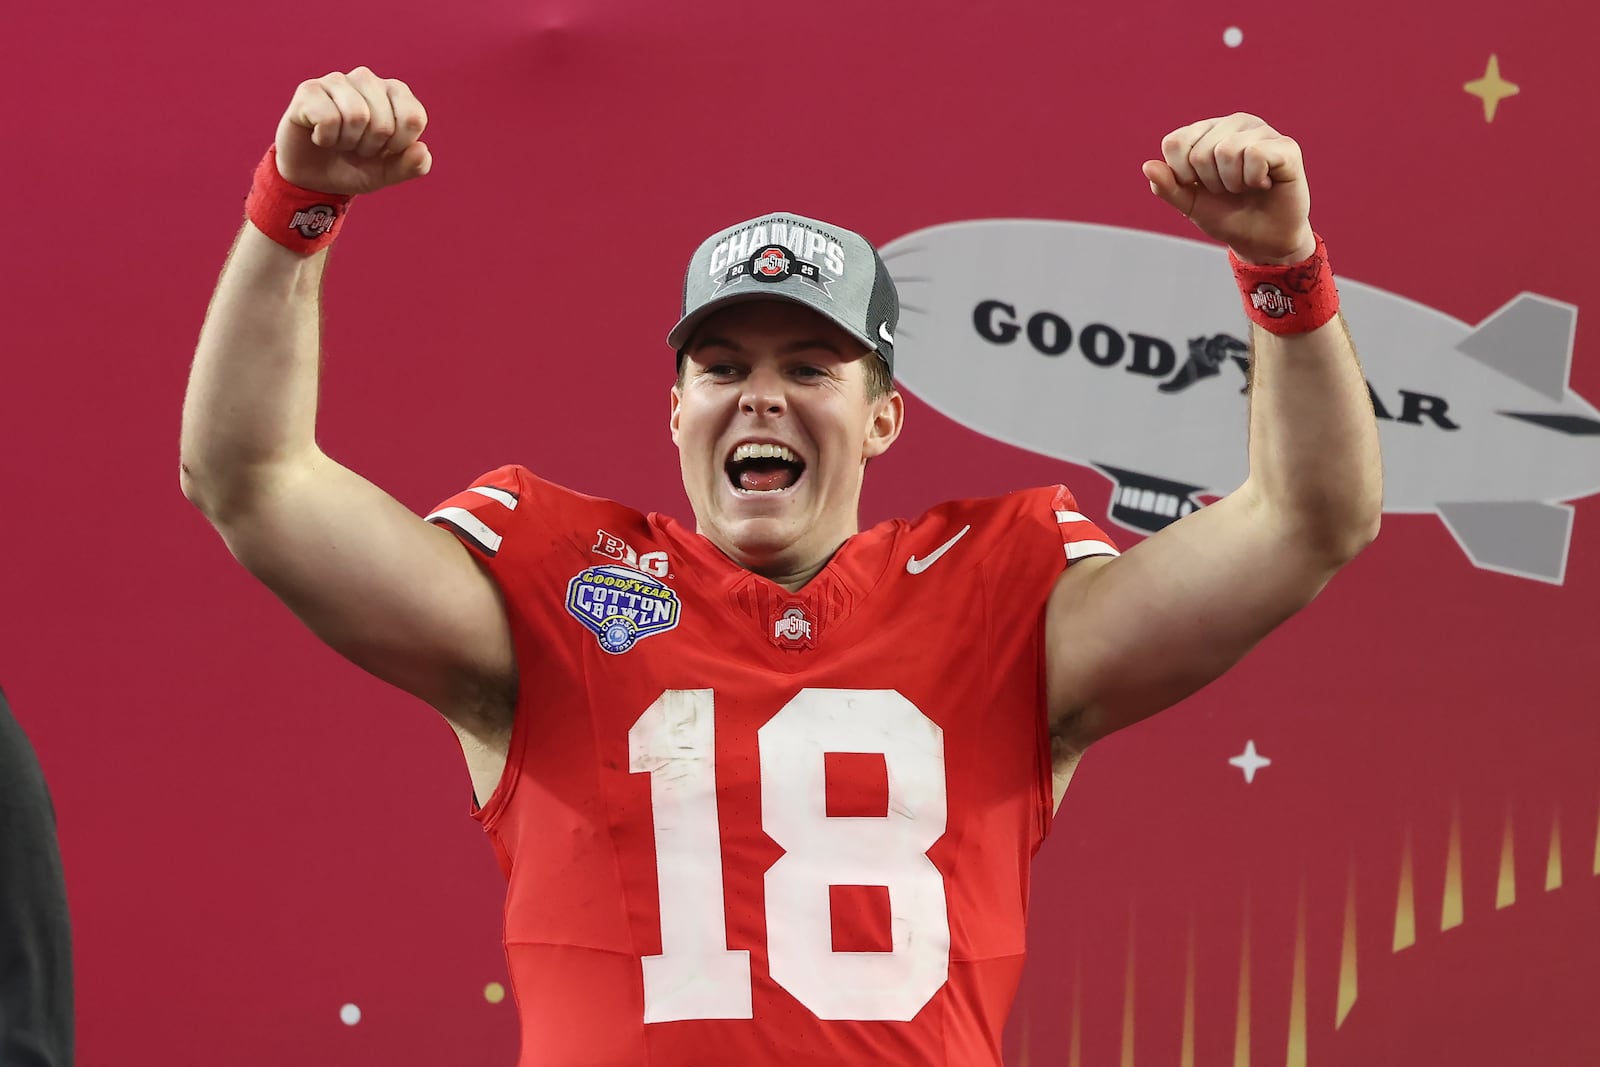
289;204;342;239
1248;283;1295;318
244;145;353;255
1230;233;1339;335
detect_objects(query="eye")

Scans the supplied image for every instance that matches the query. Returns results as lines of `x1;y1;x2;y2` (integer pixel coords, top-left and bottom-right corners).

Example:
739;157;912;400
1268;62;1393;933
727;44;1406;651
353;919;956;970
792;365;827;379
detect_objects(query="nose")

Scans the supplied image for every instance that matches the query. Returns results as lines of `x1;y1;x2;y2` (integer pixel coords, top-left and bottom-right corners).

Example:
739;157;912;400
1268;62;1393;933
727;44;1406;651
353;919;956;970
740;365;787;417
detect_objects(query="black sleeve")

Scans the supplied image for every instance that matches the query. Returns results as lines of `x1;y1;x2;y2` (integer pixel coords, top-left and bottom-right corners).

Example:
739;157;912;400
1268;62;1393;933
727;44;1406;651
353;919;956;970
0;689;74;1067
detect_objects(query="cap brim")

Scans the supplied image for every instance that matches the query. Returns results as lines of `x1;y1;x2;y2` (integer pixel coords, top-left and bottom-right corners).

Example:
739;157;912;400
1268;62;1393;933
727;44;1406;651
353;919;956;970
667;288;880;360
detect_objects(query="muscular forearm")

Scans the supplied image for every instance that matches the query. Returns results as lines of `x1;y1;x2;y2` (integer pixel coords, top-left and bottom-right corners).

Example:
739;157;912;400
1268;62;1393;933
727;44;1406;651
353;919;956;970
1242;313;1383;560
180;224;328;519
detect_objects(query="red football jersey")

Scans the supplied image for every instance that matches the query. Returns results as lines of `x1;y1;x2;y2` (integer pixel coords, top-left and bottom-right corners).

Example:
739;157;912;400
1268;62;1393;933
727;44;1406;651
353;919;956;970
426;467;1118;1066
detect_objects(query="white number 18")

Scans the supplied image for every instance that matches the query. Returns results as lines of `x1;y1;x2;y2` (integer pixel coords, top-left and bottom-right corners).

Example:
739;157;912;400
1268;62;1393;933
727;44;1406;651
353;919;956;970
628;688;950;1023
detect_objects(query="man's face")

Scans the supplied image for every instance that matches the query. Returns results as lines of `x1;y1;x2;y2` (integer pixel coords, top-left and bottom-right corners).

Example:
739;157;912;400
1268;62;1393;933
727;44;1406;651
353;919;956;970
670;300;902;583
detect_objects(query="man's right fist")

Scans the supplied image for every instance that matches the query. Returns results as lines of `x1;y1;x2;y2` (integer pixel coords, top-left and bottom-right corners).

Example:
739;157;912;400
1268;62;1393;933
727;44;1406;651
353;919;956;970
274;67;431;196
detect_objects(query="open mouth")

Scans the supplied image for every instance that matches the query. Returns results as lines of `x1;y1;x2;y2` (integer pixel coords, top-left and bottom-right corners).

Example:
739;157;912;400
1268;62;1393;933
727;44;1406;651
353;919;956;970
725;442;806;494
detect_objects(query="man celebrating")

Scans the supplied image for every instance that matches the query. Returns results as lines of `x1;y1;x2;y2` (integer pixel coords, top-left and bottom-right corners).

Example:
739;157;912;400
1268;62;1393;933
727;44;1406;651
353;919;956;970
180;67;1380;1066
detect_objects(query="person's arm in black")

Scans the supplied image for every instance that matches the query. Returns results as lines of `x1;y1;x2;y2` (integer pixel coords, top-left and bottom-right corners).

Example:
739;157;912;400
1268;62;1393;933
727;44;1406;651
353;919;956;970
0;688;74;1066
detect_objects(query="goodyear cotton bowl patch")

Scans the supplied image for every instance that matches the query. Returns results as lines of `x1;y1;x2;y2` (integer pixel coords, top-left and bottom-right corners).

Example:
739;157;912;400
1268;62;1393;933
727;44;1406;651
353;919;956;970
565;565;681;654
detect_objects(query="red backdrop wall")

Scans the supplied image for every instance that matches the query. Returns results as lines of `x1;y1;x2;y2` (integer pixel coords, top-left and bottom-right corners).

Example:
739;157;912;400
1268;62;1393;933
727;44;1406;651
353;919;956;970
3;0;1595;1063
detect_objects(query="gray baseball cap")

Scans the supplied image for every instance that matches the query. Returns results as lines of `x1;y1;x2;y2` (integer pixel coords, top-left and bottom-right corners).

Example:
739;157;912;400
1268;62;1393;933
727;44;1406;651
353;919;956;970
667;211;899;375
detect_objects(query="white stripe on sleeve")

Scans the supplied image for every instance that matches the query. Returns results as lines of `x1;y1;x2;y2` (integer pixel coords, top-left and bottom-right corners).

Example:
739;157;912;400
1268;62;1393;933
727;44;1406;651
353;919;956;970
425;506;504;555
1065;540;1120;561
469;485;519;510
1055;510;1088;524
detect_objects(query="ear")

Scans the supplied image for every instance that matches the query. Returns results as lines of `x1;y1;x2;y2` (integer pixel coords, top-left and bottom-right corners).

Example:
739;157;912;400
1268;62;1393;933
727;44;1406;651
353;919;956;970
862;389;904;461
669;385;683;446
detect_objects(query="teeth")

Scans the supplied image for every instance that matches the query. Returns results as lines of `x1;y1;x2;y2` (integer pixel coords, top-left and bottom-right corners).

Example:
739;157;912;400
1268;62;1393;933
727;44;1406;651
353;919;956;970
731;443;799;463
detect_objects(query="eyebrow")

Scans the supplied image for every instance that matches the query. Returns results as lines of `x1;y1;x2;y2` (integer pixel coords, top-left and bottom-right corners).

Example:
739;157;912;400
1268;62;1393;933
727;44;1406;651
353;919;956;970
693;335;844;356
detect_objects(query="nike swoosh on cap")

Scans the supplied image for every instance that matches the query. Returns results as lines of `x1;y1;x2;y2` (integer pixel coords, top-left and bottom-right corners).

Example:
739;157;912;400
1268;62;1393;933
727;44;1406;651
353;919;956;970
906;524;971;575
879;321;895;346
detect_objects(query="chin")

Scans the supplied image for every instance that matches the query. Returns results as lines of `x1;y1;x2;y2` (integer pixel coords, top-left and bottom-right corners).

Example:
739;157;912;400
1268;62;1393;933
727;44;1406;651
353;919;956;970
720;513;804;563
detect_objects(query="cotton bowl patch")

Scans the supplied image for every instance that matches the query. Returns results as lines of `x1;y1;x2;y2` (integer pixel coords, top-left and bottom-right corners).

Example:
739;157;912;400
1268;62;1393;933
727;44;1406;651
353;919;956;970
565;565;681;654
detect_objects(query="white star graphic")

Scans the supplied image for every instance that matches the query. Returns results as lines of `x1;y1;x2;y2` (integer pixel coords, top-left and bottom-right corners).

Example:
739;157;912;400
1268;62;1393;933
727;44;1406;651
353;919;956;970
1228;740;1272;784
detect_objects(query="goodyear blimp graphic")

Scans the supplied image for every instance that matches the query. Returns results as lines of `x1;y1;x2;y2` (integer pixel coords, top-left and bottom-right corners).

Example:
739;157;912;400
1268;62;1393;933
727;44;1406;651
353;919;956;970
881;220;1591;584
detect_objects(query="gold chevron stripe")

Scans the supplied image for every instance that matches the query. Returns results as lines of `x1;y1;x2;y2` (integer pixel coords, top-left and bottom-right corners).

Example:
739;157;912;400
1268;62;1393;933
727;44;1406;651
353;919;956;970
1394;825;1417;952
1498;804;1517;909
1338;857;1358;1029
1287;879;1307;1067
1122;912;1137;1067
1442;799;1464;931
1547;805;1564;891
1181;912;1196;1067
1593;791;1600;877
1234;898;1251;1067
1069;957;1082;1067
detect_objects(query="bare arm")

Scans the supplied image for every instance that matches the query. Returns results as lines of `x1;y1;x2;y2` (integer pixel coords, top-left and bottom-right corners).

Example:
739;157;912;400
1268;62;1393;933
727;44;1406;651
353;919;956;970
180;69;514;721
1047;115;1382;750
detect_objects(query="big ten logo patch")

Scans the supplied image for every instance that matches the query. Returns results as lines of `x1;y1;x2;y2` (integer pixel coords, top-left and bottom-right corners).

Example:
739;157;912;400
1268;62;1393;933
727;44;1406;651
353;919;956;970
593;529;671;579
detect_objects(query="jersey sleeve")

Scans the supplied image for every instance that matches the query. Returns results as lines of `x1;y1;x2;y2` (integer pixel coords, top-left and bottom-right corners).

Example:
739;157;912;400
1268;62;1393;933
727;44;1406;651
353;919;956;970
425;460;646;566
424;464;527;563
422;465;603;826
970;485;1120;844
1045;484;1120;567
974;483;1121;653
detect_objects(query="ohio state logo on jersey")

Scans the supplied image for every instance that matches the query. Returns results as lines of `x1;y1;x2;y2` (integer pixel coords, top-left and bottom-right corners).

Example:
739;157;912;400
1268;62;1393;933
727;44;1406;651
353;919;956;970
770;603;817;650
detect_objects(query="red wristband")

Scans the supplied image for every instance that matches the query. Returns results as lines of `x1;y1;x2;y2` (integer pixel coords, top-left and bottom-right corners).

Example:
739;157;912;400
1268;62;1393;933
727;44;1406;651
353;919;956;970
244;145;352;255
1229;233;1338;335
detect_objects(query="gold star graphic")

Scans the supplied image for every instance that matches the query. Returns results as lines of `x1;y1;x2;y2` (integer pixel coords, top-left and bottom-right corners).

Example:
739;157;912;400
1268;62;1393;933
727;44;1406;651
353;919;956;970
1464;54;1520;122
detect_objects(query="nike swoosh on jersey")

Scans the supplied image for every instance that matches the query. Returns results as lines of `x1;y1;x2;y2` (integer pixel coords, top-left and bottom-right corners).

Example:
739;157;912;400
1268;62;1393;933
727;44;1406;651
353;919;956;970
906;524;972;574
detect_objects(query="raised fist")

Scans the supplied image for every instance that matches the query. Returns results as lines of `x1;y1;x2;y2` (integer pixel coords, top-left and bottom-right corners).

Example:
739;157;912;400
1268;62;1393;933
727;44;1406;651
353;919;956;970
1142;113;1315;266
274;67;431;196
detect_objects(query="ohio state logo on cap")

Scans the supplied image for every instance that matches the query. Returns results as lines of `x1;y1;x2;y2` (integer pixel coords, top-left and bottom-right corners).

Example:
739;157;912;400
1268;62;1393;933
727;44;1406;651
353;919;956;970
716;243;829;293
753;245;791;279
